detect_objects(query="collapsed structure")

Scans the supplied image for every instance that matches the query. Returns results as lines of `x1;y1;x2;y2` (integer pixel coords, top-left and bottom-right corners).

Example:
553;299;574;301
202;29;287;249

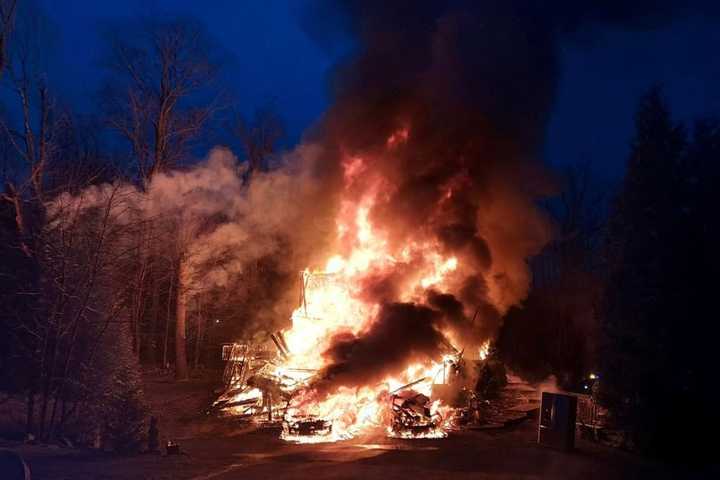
212;338;466;441
211;269;489;441
207;8;555;431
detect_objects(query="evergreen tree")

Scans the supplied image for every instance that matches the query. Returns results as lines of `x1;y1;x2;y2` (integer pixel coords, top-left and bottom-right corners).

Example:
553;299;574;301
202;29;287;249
600;88;720;460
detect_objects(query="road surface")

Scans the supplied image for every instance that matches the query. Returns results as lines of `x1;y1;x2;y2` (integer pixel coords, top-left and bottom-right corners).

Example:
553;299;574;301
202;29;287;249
8;422;717;479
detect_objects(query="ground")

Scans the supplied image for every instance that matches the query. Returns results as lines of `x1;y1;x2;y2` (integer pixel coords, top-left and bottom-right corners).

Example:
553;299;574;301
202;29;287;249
2;372;718;479
6;420;720;479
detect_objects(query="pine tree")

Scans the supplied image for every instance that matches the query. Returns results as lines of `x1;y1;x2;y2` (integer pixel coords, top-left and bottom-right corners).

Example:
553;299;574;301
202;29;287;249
90;315;148;452
599;88;720;459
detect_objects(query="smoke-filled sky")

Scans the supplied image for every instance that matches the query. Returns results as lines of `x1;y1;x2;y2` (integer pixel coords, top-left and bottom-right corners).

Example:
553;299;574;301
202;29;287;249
35;0;720;179
32;0;720;399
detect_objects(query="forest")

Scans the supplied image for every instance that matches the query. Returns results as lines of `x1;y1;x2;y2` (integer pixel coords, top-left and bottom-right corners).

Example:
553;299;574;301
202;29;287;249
0;0;718;466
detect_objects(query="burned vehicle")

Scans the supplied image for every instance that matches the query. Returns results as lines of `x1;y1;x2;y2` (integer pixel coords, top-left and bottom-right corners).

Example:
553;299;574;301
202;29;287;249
283;418;333;437
390;391;444;437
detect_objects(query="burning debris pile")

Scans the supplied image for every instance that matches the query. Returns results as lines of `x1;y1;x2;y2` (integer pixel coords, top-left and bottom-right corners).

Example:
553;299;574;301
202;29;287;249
389;385;445;439
211;338;310;421
211;0;559;443
212;270;480;441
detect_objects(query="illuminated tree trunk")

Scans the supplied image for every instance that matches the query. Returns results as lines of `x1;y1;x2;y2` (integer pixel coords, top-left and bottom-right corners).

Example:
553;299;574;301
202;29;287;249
175;258;189;381
193;297;205;370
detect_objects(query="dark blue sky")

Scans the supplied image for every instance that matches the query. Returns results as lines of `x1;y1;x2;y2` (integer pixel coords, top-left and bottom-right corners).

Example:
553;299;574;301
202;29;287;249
547;14;720;176
40;0;341;145
37;1;720;180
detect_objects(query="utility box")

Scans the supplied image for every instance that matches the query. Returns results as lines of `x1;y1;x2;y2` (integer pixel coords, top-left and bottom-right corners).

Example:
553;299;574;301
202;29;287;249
538;392;577;451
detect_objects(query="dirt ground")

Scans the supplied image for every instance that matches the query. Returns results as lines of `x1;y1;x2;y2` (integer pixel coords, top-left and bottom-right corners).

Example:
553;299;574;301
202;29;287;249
3;372;718;479
5;420;718;480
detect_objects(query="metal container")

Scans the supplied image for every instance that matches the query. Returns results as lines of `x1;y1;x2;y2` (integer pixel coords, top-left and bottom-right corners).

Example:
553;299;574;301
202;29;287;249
538;392;577;451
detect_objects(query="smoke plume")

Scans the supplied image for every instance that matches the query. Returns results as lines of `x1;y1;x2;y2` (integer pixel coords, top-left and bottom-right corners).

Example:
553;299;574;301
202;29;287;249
297;0;719;393
49;146;330;333
313;303;446;395
49;0;719;392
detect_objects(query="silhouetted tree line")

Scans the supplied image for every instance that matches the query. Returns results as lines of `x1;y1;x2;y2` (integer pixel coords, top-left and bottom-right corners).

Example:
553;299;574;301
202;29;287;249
498;160;608;388
0;2;717;462
0;3;284;450
499;87;720;460
599;88;720;459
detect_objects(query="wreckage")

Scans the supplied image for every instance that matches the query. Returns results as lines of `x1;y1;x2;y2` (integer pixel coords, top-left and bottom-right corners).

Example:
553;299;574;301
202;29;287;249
211;335;314;421
211;270;496;442
212;340;473;441
388;379;446;438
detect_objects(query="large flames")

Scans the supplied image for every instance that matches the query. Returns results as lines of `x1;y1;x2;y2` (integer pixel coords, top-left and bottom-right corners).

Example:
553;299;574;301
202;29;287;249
279;136;468;441
215;127;508;442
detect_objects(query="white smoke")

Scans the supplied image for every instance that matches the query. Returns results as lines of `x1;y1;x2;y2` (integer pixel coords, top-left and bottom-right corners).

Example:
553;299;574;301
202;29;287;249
48;145;326;300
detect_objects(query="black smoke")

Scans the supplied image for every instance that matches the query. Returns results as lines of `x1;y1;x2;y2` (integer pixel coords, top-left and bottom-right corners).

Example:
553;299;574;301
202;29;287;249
312;303;447;395
296;0;719;393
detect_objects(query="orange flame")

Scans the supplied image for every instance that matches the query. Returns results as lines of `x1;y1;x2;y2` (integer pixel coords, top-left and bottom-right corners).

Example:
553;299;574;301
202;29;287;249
236;128;476;442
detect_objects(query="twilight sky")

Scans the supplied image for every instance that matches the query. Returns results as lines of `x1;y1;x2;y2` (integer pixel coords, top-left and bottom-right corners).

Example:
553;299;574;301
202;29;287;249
36;0;720;180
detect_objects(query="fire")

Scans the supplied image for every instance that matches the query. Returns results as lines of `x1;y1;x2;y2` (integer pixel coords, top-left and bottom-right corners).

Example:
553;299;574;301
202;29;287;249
276;153;464;442
223;127;492;442
386;126;409;147
478;340;491;361
420;256;458;289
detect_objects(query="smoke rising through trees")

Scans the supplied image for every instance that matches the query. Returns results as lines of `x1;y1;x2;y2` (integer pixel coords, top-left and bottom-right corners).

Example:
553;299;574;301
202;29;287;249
0;0;719;455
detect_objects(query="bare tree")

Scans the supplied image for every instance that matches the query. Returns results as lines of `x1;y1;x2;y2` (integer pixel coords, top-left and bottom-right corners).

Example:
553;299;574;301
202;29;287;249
0;3;151;446
175;246;191;380
100;17;225;378
169;216;208;381
231;105;284;178
0;0;18;75
556;161;608;261
102;17;222;181
0;179;148;442
0;1;63;253
531;161;608;287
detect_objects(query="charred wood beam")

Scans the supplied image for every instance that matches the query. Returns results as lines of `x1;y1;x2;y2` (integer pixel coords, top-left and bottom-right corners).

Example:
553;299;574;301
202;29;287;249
270;333;288;359
390;377;429;395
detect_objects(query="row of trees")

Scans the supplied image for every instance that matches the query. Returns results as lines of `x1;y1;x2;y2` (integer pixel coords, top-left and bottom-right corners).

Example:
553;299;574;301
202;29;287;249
599;89;720;459
1;1;714;461
498;160;607;388
0;3;284;448
499;87;720;460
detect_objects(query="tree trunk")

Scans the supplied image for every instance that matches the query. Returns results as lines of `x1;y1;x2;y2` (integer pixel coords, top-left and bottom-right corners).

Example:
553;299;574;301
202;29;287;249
162;269;175;369
25;386;35;440
148;277;161;365
175;258;189;381
193;297;205;370
131;267;144;359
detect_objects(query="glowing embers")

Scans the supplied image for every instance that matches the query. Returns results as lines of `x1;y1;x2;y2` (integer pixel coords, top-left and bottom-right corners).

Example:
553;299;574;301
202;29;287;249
211;339;313;420
214;181;469;442
389;391;447;439
214;332;462;442
283;417;333;439
280;377;453;443
478;340;491;361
